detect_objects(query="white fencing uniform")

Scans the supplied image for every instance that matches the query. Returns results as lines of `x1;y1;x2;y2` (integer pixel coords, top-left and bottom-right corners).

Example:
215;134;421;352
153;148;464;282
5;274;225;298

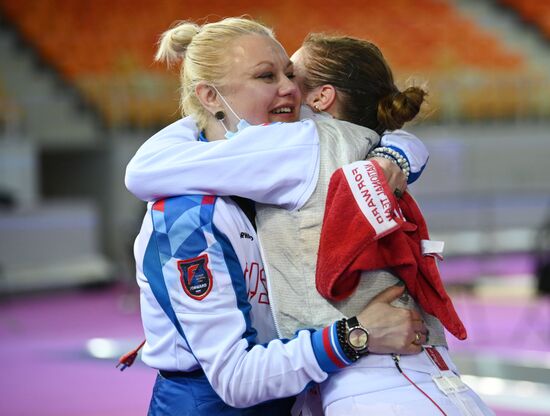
251;116;492;415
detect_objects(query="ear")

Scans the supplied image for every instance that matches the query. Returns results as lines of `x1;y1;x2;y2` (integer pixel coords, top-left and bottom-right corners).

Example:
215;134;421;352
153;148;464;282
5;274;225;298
195;82;221;115
306;84;337;112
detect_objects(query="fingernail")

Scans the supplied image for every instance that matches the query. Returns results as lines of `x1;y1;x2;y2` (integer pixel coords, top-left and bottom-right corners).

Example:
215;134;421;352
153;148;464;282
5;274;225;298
394;281;405;287
399;293;409;303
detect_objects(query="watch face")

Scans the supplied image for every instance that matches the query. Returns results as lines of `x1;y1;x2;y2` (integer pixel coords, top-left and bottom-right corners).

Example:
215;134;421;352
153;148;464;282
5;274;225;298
348;327;368;349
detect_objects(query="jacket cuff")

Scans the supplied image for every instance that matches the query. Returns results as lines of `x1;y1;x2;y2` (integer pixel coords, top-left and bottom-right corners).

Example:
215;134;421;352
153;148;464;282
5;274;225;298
386;145;427;184
310;323;353;373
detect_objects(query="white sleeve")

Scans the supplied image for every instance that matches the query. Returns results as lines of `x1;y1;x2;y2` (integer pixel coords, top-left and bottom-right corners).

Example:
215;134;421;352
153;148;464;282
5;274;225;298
380;129;429;184
125;117;320;211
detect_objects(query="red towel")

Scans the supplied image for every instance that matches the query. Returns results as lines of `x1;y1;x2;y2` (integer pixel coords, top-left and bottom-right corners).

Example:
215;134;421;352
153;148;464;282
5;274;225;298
316;160;467;340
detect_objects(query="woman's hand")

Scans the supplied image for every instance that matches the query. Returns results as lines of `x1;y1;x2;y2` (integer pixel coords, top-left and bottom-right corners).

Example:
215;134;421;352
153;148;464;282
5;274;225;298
370;156;407;198
357;285;428;354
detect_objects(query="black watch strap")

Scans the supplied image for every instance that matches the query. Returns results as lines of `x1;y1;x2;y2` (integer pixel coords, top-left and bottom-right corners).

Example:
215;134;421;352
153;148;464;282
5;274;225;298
336;319;359;362
346;316;370;354
347;316;360;328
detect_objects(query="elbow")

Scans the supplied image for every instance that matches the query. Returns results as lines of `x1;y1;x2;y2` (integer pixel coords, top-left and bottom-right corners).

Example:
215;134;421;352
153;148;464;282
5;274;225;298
223;398;248;409
214;385;251;408
124;166;150;201
124;168;134;193
211;375;258;408
124;170;142;199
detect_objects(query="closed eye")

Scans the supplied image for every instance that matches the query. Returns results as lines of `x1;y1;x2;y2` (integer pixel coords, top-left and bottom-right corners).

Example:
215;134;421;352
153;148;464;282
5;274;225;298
258;72;275;81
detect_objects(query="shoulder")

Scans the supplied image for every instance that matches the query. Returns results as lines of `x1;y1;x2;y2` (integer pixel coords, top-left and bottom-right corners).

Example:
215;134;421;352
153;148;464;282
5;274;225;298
244;119;317;137
315;118;379;144
148;116;200;144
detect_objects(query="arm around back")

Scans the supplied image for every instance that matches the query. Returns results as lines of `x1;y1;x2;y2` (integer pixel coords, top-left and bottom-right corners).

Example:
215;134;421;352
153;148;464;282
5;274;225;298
125;117;320;210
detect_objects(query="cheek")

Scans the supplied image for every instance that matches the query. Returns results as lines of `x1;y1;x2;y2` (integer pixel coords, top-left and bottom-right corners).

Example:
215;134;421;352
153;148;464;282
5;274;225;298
296;85;303;103
292;77;305;101
236;103;269;125
247;111;270;125
303;90;317;107
243;89;276;124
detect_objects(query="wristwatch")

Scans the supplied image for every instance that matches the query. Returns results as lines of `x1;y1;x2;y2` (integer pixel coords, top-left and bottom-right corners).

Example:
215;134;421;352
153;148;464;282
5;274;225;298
346;316;370;354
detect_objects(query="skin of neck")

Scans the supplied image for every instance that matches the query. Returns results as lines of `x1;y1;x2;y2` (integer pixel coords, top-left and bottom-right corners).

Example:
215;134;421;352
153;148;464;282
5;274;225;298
204;117;229;141
318;98;344;120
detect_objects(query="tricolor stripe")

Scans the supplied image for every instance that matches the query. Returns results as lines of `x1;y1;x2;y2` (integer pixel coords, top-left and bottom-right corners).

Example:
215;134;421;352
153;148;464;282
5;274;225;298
202;195;215;205
310;323;351;373
152;199;165;212
329;323;353;366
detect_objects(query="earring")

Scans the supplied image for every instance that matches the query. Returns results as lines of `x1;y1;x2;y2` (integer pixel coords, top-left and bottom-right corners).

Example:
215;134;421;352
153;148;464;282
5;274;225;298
313;104;320;113
215;111;225;120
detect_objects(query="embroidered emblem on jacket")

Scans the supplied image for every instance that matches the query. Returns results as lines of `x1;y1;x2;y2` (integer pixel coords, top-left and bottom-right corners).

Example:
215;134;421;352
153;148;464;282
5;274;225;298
178;254;213;300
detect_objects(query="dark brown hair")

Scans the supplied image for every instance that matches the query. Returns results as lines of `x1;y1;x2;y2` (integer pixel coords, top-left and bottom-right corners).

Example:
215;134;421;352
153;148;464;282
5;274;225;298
301;33;426;134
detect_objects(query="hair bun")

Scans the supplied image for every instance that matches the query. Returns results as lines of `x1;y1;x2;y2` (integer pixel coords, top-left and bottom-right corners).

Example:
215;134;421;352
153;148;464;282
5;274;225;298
377;86;427;131
155;22;200;66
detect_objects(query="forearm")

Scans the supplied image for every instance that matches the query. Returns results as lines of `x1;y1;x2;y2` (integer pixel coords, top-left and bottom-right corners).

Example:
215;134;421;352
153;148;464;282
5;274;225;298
125;117;320;210
188;318;339;408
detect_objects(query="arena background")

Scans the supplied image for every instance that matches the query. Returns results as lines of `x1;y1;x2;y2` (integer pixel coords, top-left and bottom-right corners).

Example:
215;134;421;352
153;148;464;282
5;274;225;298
0;0;549;414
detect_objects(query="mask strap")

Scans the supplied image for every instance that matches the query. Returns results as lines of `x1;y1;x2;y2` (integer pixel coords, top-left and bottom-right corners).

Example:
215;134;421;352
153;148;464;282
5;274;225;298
216;115;229;134
213;86;242;123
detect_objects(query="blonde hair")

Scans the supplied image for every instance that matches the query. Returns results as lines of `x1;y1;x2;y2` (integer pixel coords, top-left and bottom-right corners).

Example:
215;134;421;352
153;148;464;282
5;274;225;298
301;34;426;133
156;17;275;129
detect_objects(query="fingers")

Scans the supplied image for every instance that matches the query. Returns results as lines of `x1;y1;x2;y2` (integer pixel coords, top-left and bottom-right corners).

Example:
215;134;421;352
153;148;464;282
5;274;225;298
393;174;407;199
359;292;431;356
368;284;405;305
393;311;429;354
412;331;428;345
400;320;429;354
408;308;423;323
409;312;428;339
403;333;427;354
412;320;427;334
390;178;406;194
397;174;407;192
367;156;409;199
390;170;406;190
403;343;424;354
391;331;426;355
370;157;406;190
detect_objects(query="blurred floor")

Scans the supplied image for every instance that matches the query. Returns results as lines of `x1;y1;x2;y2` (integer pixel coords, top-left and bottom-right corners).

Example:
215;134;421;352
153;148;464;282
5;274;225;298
1;254;549;415
0;284;155;416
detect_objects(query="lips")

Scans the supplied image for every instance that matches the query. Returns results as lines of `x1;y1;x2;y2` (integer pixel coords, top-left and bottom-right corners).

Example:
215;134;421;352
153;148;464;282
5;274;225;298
269;103;299;122
270;103;298;116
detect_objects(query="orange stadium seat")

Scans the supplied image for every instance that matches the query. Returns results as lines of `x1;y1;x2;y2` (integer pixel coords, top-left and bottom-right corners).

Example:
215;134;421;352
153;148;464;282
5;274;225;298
500;0;550;38
0;0;542;127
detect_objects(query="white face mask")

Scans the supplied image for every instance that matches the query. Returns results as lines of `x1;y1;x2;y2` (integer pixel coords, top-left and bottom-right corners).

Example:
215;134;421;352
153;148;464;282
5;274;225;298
224;118;252;139
213;86;253;139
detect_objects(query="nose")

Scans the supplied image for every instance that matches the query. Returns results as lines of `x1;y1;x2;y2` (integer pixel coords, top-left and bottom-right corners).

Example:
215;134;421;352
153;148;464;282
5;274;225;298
279;75;300;99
